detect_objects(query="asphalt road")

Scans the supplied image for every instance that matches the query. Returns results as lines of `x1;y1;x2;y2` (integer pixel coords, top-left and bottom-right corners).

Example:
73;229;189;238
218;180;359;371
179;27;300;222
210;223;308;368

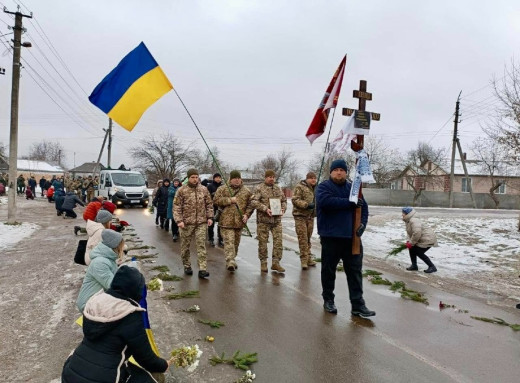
118;207;520;383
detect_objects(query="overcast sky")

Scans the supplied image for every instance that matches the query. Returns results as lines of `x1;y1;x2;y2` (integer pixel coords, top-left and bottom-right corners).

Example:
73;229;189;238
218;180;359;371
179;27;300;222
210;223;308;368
0;0;519;176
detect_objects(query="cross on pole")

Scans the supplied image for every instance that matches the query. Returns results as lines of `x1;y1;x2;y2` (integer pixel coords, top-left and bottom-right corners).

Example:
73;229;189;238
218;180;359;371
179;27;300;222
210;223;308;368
342;80;380;255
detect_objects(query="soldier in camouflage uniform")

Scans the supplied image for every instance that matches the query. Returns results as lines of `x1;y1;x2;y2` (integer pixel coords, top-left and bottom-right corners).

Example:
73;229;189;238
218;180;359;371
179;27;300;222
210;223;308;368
74;176;84;199
213;170;254;272
292;172;318;270
83;175;96;202
251;170;287;273
173;168;214;279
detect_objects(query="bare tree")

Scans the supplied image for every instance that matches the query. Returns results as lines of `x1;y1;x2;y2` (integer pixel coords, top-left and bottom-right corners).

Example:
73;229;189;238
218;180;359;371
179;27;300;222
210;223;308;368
0;142;6;162
252;149;298;186
470;137;515;208
189;146;228;176
363;136;404;188
130;133;192;181
308;145;355;182
484;59;520;160
25;140;66;167
402;142;447;204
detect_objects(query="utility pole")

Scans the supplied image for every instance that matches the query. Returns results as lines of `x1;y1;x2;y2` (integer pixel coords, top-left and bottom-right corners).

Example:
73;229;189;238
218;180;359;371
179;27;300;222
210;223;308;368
107;118;112;168
449;92;461;208
449;91;476;209
4;6;32;224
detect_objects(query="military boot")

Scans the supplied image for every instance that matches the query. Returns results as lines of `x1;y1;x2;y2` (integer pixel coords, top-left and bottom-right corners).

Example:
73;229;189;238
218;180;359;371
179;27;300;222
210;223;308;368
271;261;285;273
301;258;308;270
307;256;317;267
260;261;268;273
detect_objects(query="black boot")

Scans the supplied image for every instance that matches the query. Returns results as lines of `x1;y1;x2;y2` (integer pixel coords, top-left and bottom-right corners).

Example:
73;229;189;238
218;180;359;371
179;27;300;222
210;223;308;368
198;270;210;279
155;216;159;225
323;301;337;314
406;265;418;271
424;266;437;273
184;267;193;276
164;221;169;231
160;217;165;229
209;239;215;247
351;305;376;318
172;234;179;242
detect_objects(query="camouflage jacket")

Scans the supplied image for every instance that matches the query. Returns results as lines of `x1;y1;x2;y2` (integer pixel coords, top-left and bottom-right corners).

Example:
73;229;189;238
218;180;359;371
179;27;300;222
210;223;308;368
173;183;214;225
292;180;315;218
214;184;254;229
251;183;287;224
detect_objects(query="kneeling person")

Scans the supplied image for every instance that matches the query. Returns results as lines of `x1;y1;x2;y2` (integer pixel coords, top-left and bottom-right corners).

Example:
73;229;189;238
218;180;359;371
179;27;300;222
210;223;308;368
214;170;254;272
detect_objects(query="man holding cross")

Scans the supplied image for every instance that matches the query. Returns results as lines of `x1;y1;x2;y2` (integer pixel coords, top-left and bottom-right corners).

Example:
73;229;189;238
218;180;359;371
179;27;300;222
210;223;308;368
316;159;374;318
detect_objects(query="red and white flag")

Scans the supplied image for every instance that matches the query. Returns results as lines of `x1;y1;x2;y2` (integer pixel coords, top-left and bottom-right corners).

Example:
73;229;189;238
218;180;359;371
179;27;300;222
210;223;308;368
305;55;347;144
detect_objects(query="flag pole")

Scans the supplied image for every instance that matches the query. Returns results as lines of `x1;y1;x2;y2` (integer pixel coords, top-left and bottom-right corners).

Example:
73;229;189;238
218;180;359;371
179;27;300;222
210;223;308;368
173;88;252;237
316;107;338;185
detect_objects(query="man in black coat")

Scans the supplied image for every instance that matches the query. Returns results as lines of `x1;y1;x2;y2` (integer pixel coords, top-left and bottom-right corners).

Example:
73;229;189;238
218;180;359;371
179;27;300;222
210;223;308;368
62;191;86;218
206;173;223;247
39;176;47;197
316;159;374;318
153;178;170;230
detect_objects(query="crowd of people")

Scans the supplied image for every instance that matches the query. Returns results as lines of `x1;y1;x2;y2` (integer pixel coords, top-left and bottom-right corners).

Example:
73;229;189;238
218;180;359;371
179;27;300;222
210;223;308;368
3;162;448;381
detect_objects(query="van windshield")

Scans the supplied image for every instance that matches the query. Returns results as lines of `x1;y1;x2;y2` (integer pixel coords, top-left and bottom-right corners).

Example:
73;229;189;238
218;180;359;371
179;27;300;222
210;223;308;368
110;173;145;187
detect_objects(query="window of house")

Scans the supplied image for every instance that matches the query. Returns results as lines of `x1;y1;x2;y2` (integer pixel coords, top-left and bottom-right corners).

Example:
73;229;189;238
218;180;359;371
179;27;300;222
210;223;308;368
390;180;399;190
496;183;506;194
461;177;472;193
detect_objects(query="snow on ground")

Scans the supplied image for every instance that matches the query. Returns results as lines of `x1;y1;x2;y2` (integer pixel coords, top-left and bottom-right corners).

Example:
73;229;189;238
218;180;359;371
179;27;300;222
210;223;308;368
0;197;7;205
0;222;40;251
283;200;520;279
362;216;520;277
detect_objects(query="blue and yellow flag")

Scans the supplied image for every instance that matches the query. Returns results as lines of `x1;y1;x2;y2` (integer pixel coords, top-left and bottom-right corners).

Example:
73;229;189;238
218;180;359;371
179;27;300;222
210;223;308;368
89;42;173;131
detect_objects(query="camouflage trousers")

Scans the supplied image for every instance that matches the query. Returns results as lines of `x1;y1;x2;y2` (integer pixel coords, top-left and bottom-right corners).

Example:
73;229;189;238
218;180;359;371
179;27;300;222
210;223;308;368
86;188;94;203
257;222;283;262
295;217;313;261
221;228;242;266
180;224;208;270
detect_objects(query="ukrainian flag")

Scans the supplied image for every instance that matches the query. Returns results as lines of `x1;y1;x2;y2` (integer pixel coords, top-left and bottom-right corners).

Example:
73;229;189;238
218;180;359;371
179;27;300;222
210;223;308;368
89;42;173;131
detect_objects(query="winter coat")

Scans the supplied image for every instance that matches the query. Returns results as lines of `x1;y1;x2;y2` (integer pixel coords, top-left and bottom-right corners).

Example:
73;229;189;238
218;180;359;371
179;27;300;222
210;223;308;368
62;192;86;210
153;185;170;215
403;209;438;248
28;178;37;188
47;186;54;199
76;242;118;312
214;184;254;229
316;179;368;239
85;220;105;266
55;189;66;210
292;180;316;218
173;183;214;225
39;178;46;188
44;180;52;190
17;176;25;187
62;291;168;383
52;179;64;190
166;185;178;220
83;201;103;222
251;183;287;224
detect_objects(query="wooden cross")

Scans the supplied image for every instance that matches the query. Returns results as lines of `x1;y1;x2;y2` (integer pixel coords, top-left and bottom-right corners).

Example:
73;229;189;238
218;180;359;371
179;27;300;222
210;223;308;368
342;80;380;255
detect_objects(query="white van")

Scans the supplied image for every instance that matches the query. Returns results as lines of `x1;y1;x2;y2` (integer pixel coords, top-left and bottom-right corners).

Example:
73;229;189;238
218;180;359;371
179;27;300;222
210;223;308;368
97;170;149;208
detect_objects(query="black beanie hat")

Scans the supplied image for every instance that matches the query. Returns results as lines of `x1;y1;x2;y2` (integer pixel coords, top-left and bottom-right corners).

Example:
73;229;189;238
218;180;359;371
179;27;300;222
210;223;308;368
213;173;222;179
163;178;170;184
107;266;145;303
330;159;348;173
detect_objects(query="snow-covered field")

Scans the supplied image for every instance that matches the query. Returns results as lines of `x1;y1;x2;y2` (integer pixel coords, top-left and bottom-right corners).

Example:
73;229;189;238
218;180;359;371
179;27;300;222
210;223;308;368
283;201;520;279
0;221;40;251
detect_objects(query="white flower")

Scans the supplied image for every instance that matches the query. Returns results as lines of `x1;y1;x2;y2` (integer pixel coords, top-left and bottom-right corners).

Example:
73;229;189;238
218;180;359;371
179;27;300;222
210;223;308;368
186;359;199;372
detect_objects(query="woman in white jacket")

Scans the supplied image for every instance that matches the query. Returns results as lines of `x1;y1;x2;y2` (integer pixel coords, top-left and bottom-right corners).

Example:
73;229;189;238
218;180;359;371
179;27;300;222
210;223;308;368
85;210;113;265
402;207;438;273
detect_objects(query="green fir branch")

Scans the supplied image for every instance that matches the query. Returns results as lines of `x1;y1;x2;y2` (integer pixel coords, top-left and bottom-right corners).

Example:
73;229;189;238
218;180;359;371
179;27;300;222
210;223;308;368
164;290;200;300
198;319;225;328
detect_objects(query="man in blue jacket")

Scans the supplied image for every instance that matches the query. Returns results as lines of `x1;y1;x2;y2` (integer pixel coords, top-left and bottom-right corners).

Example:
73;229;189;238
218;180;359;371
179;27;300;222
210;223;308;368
316;159;375;318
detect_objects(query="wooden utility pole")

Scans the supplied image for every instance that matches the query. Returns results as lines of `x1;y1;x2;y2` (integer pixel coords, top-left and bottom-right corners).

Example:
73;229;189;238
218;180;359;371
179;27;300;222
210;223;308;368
5;6;32;224
449;92;461;208
449;92;476;209
342;80;380;255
